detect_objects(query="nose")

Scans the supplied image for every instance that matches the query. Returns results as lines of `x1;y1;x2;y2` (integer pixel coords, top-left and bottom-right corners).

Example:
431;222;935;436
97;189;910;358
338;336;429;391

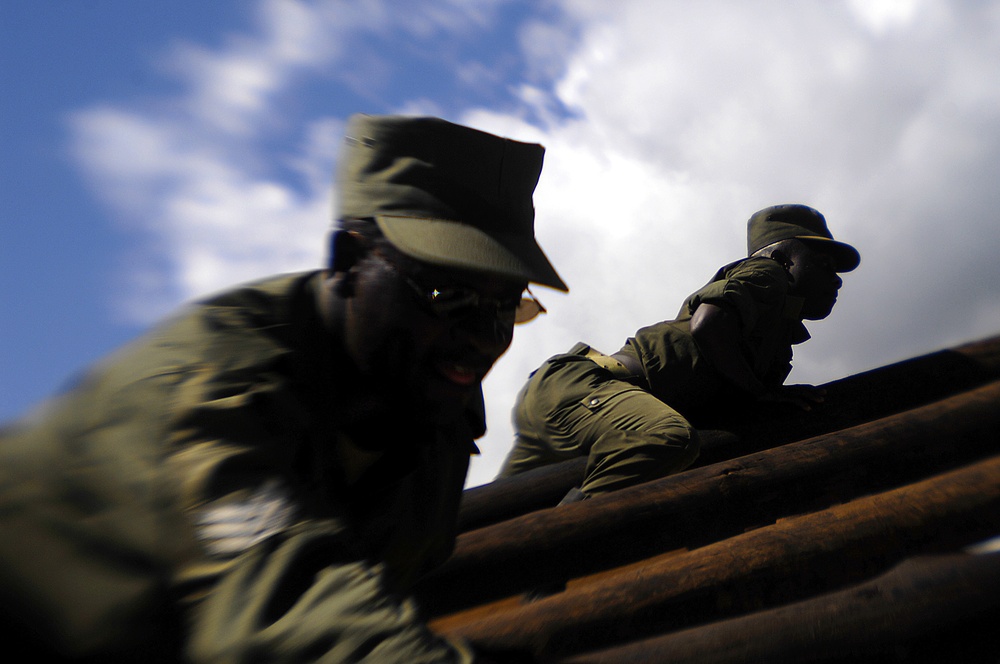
453;309;515;359
832;273;843;289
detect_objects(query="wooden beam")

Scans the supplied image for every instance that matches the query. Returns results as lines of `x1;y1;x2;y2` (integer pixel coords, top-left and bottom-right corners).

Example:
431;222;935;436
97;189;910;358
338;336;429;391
437;454;1000;659
419;380;1000;615
562;552;1000;663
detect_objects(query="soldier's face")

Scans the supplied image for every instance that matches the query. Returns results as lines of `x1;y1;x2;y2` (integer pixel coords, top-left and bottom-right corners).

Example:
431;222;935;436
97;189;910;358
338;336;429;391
785;242;844;320
341;244;523;423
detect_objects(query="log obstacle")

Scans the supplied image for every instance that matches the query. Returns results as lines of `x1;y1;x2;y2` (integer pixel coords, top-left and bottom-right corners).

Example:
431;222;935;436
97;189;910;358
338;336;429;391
562;552;1000;663
436;455;1000;659
419;380;1000;616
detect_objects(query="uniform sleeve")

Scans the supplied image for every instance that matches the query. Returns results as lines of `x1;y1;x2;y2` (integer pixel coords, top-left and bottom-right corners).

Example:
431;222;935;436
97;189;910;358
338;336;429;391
161;311;473;663
685;259;788;336
168;424;474;662
185;519;472;663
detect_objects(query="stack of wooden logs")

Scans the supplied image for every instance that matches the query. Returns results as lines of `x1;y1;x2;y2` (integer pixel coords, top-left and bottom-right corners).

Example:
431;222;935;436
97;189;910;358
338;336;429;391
416;335;1000;662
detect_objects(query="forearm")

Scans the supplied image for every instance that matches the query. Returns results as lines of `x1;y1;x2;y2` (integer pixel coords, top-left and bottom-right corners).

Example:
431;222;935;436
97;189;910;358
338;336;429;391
185;522;472;664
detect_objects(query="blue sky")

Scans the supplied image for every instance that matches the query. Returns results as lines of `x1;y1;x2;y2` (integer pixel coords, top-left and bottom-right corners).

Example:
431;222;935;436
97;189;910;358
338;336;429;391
1;0;564;408
4;0;1000;487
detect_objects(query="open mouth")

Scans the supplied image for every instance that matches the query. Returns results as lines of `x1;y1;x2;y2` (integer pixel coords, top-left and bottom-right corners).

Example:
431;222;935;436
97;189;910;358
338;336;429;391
435;361;480;387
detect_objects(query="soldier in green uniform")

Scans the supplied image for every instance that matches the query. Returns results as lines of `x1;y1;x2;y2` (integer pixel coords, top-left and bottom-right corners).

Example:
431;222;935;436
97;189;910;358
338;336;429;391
498;204;859;499
0;115;566;662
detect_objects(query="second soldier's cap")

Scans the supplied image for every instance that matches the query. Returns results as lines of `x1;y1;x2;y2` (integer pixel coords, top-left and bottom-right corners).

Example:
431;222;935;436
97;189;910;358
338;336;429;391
335;114;567;291
747;204;860;272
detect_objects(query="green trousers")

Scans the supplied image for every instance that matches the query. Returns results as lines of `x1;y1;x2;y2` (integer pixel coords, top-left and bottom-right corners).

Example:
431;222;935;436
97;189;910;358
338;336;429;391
499;345;699;495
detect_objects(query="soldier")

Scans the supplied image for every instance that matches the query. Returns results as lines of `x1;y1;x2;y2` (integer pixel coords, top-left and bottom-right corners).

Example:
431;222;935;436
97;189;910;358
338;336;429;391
0;114;566;662
498;204;859;500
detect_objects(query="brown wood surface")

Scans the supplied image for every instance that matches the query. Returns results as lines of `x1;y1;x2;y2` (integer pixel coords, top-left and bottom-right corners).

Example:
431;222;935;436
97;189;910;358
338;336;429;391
435;454;1000;659
562;552;1000;663
417;380;1000;616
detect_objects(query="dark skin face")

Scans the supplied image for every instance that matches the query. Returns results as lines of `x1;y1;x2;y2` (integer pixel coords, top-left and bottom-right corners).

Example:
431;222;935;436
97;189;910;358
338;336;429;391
775;240;844;320
319;230;525;428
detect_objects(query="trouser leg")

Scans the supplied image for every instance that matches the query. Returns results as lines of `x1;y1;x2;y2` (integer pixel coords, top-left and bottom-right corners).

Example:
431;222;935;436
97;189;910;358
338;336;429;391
582;424;699;495
502;354;700;495
549;374;698;495
497;354;596;478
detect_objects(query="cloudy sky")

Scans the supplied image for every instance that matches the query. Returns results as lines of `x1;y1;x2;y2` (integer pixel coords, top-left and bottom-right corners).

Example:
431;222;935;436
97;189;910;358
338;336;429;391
3;0;999;487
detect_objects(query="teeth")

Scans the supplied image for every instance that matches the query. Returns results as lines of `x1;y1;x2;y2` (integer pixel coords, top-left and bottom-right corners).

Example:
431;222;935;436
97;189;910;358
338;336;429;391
440;362;476;385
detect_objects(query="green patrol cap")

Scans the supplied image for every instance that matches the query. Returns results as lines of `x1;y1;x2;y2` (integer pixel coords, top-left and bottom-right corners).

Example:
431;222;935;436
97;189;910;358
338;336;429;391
335;114;568;291
747;204;860;272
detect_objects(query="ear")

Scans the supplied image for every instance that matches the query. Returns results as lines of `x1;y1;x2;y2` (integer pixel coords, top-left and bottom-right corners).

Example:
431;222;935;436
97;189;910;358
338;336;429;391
328;230;366;274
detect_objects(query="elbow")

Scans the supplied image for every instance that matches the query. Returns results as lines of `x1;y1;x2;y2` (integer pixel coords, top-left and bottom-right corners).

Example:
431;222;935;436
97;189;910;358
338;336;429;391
690;303;729;345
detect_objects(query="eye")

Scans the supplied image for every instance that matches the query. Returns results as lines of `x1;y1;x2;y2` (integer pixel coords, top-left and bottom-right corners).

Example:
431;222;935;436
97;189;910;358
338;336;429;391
428;286;479;304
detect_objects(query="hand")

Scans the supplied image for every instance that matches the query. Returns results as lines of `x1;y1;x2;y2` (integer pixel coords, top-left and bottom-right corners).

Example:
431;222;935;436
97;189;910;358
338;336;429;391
758;384;826;411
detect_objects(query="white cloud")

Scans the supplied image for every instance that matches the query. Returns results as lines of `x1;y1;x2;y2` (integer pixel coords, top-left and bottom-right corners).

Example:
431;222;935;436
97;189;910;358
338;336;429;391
69;0;525;324
163;0;343;136
69;100;336;320
848;0;926;34
467;0;1000;485
66;0;1000;487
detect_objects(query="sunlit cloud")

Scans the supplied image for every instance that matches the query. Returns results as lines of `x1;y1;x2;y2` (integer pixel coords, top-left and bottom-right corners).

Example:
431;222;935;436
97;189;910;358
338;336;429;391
848;0;927;34
64;0;1000;486
67;0;530;325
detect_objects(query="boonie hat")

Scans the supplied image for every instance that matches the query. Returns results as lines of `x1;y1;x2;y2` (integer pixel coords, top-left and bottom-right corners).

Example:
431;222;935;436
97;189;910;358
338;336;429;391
747;204;860;272
335;114;567;291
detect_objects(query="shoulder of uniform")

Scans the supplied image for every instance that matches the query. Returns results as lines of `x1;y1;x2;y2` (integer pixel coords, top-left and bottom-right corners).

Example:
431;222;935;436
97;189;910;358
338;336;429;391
192;271;320;336
724;256;788;287
198;271;318;309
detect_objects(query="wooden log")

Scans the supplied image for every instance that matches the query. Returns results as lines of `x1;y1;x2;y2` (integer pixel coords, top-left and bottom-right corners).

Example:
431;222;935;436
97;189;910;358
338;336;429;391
434;454;1000;659
562;552;1000;664
701;332;1000;459
418;380;1000;615
457;456;587;532
458;334;1000;531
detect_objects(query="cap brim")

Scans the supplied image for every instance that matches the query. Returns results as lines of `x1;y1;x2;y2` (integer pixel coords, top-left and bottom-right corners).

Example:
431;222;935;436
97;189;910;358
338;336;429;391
798;236;861;272
374;214;568;291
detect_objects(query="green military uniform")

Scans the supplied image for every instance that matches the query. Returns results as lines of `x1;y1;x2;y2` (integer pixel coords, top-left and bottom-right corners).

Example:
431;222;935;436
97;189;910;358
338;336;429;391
0;272;477;662
499;256;810;495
